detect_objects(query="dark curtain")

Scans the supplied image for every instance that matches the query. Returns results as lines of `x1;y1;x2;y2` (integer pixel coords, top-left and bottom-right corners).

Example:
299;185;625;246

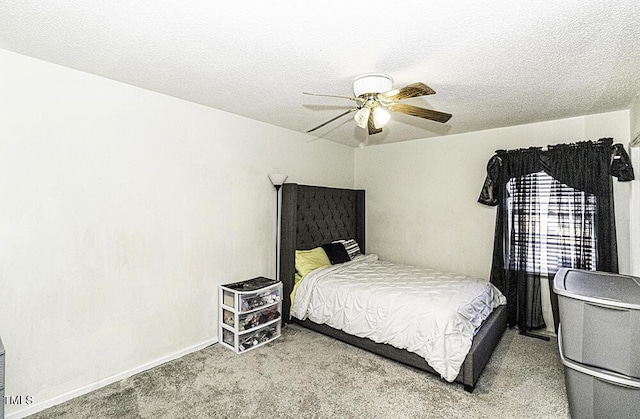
507;173;545;331
478;138;634;330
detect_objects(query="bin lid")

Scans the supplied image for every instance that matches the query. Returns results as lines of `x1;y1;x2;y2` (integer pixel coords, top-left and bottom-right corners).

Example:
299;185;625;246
222;277;279;292
553;268;640;310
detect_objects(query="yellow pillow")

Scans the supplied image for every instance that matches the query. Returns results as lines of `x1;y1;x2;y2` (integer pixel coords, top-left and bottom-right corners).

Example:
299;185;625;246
290;273;304;310
295;247;331;278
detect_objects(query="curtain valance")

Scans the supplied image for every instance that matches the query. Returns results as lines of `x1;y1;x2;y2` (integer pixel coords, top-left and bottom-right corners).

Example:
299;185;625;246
478;138;634;206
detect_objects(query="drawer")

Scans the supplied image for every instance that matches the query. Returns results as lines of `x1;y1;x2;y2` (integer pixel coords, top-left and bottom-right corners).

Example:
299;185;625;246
221;283;281;312
559;327;640;419
554;269;640;378
238;286;280;313
222;308;235;328
222;303;281;332
238;305;280;332
238;322;280;352
222;328;235;348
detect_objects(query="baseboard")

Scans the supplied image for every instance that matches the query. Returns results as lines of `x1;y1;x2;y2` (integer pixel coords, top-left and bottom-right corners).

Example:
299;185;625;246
6;337;218;419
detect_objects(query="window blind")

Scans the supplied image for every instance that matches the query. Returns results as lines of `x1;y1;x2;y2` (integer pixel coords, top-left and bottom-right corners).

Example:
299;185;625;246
506;171;597;275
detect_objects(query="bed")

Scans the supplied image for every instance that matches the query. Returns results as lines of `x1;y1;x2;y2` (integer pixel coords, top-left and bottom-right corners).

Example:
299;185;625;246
278;183;507;392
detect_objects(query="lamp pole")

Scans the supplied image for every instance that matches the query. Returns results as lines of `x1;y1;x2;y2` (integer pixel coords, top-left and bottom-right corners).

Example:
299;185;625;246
268;174;288;282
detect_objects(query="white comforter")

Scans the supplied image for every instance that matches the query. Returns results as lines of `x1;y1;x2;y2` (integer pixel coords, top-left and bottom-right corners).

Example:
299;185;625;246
291;254;506;382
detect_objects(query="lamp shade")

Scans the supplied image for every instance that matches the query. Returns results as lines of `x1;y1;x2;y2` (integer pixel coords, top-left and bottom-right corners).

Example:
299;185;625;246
373;107;391;128
268;173;288;187
353;107;370;129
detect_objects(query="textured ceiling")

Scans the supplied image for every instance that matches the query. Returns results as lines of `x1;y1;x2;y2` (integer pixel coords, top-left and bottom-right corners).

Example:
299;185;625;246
2;1;640;147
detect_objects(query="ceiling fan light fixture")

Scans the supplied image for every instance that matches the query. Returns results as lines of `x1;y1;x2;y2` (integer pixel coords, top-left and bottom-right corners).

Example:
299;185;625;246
373;107;391;129
353;73;393;97
353;107;370;128
304;75;451;136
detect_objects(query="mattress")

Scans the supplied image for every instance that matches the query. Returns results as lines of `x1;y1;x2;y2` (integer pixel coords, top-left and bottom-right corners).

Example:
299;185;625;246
291;254;506;382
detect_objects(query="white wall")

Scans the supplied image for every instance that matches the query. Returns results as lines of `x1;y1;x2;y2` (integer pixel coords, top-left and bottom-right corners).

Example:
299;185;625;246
0;49;354;417
628;95;640;276
629;93;640;142
631;146;640;276
355;111;632;279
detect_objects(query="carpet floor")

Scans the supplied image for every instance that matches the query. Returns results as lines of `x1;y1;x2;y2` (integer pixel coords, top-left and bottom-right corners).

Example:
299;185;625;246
29;325;570;418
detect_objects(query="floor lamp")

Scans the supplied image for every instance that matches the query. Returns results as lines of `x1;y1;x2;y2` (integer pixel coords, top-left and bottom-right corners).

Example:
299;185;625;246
268;174;288;282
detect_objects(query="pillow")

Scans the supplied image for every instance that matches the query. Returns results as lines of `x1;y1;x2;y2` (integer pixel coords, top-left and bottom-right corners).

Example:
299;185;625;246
295;247;331;278
333;239;362;260
322;243;351;264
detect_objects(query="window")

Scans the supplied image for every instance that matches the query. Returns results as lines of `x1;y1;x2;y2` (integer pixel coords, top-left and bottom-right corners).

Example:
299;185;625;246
506;171;597;275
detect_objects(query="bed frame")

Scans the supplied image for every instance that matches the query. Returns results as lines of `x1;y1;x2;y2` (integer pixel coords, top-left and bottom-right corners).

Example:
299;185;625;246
278;183;507;392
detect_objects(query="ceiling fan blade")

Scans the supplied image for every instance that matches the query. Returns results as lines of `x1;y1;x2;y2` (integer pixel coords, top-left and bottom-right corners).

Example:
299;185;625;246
378;82;436;102
306;108;358;133
367;110;383;135
387;103;452;123
303;92;359;102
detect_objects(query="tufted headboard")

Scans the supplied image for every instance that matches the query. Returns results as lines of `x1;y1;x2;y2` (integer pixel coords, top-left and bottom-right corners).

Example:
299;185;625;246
279;184;365;322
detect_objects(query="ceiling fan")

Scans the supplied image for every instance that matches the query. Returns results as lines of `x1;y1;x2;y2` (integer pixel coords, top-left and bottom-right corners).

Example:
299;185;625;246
304;73;452;135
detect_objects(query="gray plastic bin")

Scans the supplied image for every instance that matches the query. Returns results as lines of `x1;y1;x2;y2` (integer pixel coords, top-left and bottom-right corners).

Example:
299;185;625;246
559;326;640;419
553;268;640;378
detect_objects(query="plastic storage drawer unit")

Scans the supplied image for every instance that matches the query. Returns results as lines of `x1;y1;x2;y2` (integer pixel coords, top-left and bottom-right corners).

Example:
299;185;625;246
553;268;640;378
559;326;640;419
0;336;4;419
219;277;282;353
